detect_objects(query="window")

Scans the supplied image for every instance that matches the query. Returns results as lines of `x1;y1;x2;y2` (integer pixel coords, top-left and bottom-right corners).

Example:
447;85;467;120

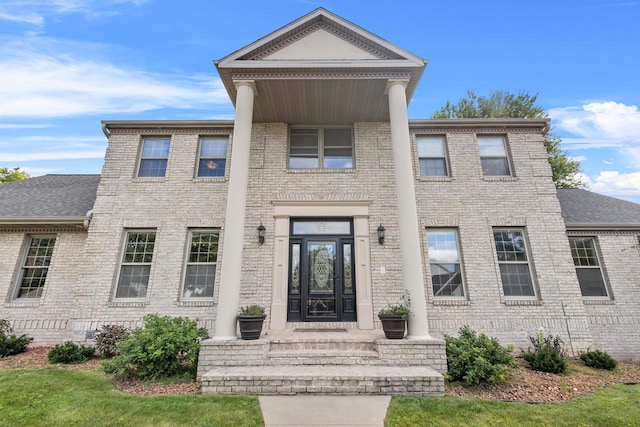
289;126;353;169
197;137;228;177
115;231;156;298
569;237;609;297
493;229;535;297
15;236;56;299
417;135;448;176
138;138;170;177
426;229;464;297
182;230;219;299
478;135;511;176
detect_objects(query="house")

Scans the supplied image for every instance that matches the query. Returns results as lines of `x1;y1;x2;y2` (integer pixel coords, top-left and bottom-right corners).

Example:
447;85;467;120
1;8;639;394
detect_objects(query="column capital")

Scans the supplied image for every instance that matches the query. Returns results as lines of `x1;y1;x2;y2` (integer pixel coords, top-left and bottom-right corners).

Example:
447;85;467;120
233;79;258;96
384;78;409;95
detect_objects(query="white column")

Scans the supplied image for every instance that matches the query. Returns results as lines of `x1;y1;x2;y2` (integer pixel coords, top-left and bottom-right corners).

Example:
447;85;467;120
386;79;431;339
213;80;256;340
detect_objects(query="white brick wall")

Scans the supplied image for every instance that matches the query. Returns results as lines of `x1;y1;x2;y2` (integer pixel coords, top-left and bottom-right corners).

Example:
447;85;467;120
1;121;638;360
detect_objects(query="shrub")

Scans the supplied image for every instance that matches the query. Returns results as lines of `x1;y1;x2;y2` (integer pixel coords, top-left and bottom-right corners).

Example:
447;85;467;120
48;342;94;364
378;292;412;319
94;325;130;358
522;329;567;374
0;319;33;358
445;325;517;385
580;349;617;370
102;314;209;380
238;305;265;316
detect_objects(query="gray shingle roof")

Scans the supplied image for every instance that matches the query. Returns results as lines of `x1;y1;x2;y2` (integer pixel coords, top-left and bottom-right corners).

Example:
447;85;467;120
557;188;640;227
0;174;100;219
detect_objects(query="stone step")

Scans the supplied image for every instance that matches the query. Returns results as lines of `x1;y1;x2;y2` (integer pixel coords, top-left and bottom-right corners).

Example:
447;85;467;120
268;338;377;352
266;349;379;365
200;365;444;395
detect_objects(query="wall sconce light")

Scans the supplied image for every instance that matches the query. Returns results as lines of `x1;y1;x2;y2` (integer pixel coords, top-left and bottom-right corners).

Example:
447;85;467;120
377;224;385;245
257;223;266;245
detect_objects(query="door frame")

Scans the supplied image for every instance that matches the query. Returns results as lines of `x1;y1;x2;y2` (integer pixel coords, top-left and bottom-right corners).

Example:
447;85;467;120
287;219;356;322
269;201;374;330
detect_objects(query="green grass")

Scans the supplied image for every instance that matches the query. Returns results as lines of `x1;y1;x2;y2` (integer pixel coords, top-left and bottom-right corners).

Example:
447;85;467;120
0;368;263;427
386;384;640;427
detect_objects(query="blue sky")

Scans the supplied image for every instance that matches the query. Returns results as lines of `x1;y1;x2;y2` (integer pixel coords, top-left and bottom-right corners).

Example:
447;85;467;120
1;0;639;203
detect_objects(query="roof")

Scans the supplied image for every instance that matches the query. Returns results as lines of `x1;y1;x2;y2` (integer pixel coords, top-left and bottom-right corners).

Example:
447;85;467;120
557;188;640;229
0;174;100;225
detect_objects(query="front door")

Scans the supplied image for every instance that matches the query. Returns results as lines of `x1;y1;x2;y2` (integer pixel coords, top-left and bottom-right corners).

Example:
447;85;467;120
287;219;356;322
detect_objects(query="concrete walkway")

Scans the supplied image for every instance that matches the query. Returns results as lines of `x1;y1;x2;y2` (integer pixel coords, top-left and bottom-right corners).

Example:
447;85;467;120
259;395;391;427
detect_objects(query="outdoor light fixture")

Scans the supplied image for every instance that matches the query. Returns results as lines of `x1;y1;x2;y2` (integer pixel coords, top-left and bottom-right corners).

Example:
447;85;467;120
377;224;385;245
257;223;266;245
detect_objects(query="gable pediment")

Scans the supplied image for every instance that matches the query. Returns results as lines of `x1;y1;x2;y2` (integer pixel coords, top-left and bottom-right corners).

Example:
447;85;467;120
214;8;428;122
217;8;423;67
258;26;381;61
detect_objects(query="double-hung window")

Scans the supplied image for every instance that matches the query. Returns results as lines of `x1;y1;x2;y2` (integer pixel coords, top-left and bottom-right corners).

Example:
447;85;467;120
115;231;156;298
197;137;228;177
426;229;464;297
417;135;449;177
289;126;353;169
182;230;219;299
493;228;535;297
478;135;511;176
15;235;56;299
138;138;170;177
569;237;609;297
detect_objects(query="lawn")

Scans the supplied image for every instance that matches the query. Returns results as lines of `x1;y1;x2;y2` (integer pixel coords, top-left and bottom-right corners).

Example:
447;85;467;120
0;368;263;427
386;384;640;427
1;366;638;427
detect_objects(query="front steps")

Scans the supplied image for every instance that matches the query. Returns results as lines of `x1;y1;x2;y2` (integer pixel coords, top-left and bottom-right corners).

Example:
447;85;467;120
197;329;446;395
201;365;443;395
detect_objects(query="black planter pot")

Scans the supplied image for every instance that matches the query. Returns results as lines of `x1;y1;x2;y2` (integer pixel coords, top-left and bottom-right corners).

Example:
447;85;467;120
378;314;407;339
237;315;266;340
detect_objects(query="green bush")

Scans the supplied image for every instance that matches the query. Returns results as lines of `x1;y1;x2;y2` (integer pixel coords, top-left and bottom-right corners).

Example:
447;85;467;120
94;325;130;358
48;342;94;364
0;319;33;358
102;314;209;380
522;329;567;374
0;334;33;358
445;325;517;385
580;349;617;370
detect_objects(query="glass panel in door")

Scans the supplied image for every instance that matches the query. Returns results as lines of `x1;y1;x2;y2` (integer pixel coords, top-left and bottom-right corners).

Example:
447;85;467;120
306;241;337;318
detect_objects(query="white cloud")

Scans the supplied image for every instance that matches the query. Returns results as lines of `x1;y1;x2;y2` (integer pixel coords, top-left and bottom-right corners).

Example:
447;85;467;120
0;123;54;129
582;171;640;197
0;36;231;120
0;0;148;25
1;150;106;162
549;101;640;146
0;135;106;162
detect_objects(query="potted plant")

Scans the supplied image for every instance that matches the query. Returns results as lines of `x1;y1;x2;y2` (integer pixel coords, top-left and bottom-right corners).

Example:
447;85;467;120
378;294;411;339
237;305;266;340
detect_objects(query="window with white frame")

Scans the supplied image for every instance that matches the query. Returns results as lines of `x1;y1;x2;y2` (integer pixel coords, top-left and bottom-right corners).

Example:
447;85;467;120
115;231;156;298
289;126;353;169
478;135;511;176
138;138;170;177
493;229;535;297
569;237;609;297
417;135;449;177
426;229;464;297
182;230;219;299
15;235;56;299
197;137;228;177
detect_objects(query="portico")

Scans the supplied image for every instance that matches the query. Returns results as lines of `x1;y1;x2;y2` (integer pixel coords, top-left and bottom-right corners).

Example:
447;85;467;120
212;7;433;339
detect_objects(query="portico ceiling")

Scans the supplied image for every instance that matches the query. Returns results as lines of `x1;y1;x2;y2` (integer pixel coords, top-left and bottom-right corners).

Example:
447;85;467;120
215;8;427;124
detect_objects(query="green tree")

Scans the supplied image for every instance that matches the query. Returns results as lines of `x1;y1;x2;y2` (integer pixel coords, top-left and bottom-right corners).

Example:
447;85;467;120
432;90;584;188
0;167;30;184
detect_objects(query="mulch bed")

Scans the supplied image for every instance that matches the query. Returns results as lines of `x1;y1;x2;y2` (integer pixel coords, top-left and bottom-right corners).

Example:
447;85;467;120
445;358;640;402
2;347;639;401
